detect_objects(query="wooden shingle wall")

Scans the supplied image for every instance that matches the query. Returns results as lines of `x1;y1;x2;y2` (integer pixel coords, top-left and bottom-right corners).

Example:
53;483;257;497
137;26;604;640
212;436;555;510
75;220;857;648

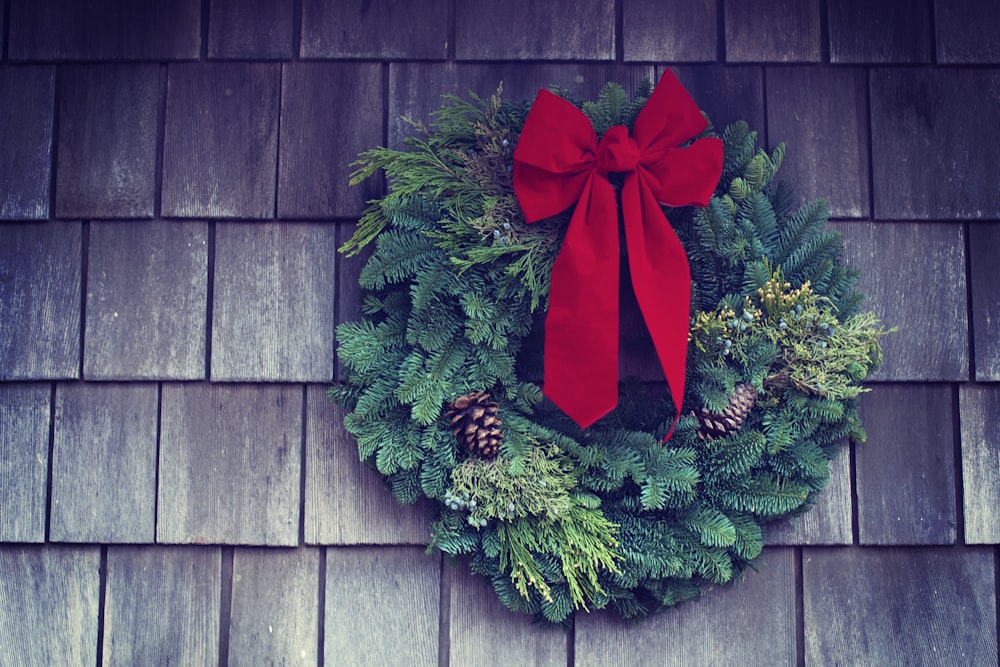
1;1;998;664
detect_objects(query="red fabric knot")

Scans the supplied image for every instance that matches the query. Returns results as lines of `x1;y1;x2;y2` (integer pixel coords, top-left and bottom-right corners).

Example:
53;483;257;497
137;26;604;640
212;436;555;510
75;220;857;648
512;71;723;438
596;125;640;173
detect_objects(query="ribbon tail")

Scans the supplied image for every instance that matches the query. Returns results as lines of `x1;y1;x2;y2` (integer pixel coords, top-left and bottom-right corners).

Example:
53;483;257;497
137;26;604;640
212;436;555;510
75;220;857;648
543;176;621;429
622;175;692;440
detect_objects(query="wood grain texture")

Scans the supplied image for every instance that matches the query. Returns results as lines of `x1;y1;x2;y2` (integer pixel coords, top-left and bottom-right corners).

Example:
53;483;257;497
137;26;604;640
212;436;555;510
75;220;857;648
304;387;431;545
325;546;440;666
228;547;320;665
856;384;957;545
766;67;869;219
724;0;820;62
836;221;968;381
0;545;100;665
103;546;221;666
50;382;158;543
870;68;1000;220
301;0;447;59
576;548;796;666
162;63;280;219
208;0;294;59
84;221;208;381
672;65;765;139
211;222;337;382
803;546;997;665
828;0;931;63
7;0;200;60
0;65;54;220
969;223;1000;380
277;63;383;219
158;383;302;545
455;0;615;60
959;384;1000;544
623;0;716;62
449;563;567;666
0;383;50;543
766;443;853;545
55;65;159;219
935;0;1000;64
0;222;82;380
388;62;655;150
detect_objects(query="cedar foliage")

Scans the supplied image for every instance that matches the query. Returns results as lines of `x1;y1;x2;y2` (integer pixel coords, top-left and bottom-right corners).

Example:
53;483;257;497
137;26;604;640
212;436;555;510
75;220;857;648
332;81;888;625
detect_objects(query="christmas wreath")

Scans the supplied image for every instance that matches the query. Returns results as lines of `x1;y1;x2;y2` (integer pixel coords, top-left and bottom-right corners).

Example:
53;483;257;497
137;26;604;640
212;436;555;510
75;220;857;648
331;73;887;625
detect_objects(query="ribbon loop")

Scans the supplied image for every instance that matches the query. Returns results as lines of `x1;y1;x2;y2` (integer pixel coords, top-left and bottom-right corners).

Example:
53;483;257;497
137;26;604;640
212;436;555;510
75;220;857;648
513;72;723;437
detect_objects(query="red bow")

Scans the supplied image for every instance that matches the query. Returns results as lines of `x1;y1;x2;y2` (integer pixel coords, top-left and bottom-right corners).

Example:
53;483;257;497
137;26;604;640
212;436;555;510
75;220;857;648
512;72;723;436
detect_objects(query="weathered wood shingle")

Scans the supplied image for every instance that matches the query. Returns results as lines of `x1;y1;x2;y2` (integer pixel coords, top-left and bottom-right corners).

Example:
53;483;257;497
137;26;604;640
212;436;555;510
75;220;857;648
51;382;158;543
828;0;932;63
301;0;448;60
766;446;853;545
969;223;1000;380
0;65;54;220
724;0;820;62
84;221;208;380
0;222;82;379
673;65;765;139
277;63;383;219
8;0;201;60
103;546;221;665
55;65;160;220
455;1;615;61
208;0;295;60
0;545;100;665
162;63;280;219
0;383;50;543
803;547;997;665
935;0;1000;64
622;0;717;62
211;222;337;382
959;385;1000;544
158;383;302;545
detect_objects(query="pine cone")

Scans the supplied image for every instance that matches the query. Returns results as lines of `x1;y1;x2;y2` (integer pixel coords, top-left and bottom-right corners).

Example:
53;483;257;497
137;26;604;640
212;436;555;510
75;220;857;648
695;383;758;441
445;391;503;459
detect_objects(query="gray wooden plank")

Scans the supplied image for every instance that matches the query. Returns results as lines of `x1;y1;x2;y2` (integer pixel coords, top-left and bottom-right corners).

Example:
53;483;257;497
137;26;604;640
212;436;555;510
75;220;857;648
0;383;50;543
335;221;370;382
623;0;717;62
766;442;853;545
162;63;280;219
208;0;294;59
211;222;337;382
304;387;431;545
228;547;320;665
575;548;796;666
388;62;656;151
935;0;1000;64
856;384;957;545
829;0;932;63
455;0;615;60
870;68;1000;220
0;65;54;220
0;545;100;665
7;0;200;60
301;0;447;59
836;221;968;381
969;223;1000;381
671;66;765;138
803;546;997;665
959;384;1000;544
50;382;157;543
0;222;82;380
55;65;159;220
277;62;383;219
324;546;439;666
449;564;567;666
103;545;220;666
724;0;820;62
766;66;870;219
158;383;302;545
84;221;208;381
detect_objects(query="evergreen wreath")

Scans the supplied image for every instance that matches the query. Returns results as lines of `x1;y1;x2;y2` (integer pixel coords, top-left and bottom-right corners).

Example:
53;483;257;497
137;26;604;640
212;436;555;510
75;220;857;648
331;75;887;625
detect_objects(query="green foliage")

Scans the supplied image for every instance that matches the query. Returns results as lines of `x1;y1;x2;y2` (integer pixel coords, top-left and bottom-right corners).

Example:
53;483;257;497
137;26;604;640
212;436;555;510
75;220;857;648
332;79;889;626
